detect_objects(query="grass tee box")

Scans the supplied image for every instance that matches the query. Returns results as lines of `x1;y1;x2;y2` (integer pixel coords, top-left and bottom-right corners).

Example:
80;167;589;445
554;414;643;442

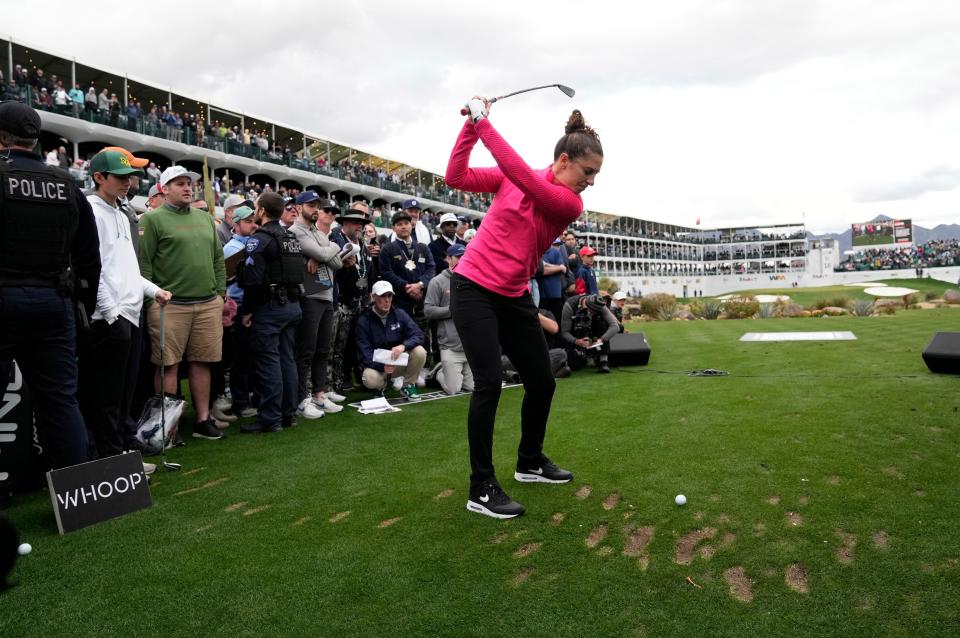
3;309;960;636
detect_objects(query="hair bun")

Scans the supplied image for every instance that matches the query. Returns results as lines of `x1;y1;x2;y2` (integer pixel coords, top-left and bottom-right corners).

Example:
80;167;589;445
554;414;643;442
565;110;587;135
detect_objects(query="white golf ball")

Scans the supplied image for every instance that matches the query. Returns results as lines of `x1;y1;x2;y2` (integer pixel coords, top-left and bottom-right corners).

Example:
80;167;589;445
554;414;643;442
675;494;687;506
17;543;32;556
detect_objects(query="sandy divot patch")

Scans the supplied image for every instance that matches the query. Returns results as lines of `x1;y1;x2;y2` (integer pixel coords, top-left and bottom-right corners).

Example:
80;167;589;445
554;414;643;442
723;566;754;602
674;528;717;565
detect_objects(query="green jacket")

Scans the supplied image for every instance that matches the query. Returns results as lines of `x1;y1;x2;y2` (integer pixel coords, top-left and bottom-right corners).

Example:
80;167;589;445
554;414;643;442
138;203;226;300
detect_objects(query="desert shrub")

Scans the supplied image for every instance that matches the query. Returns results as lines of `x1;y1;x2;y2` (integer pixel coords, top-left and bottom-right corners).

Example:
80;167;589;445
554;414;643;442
812;295;851;310
757;303;776;319
655;305;681;321
851;299;874;316
640;293;677;318
690;300;723;320
925;291;938;301
874;302;897;315
723;296;760;319
905;293;922;306
599;277;618;294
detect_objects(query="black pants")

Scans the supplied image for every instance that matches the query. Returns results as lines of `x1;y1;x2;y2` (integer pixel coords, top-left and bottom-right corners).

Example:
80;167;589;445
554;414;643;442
450;273;556;485
296;298;335;400
78;317;135;459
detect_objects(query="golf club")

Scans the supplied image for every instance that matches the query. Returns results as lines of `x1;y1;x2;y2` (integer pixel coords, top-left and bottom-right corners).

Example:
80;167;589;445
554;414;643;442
459;83;575;115
158;306;181;472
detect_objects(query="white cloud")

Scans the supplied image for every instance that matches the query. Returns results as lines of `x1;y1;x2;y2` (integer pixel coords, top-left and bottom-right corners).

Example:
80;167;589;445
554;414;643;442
8;0;960;233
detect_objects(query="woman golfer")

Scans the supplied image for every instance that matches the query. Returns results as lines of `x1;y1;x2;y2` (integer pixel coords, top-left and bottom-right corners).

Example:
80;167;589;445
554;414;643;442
447;98;603;518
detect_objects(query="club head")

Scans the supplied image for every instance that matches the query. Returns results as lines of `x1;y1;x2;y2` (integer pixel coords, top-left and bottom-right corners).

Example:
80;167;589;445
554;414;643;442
557;84;576;98
163;462;182;472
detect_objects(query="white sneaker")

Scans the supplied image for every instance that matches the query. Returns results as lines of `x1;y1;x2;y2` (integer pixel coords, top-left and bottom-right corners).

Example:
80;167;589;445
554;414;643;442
325;390;346;403
238;406;258;418
142;462;156;475
392;376;404;390
210;406;237;423
213;395;232;412
297;400;325;419
416;371;428;387
313;397;343;413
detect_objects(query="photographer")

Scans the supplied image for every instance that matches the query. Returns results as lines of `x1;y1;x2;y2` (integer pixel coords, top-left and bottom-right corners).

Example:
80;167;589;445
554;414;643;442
560;294;618;373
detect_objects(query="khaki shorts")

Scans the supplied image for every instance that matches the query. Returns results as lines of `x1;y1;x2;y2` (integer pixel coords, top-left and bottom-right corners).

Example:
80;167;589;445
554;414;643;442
148;297;224;366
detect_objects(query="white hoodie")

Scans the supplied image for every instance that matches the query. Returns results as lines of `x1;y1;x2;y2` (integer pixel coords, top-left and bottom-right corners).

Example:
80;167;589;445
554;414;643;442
87;194;159;326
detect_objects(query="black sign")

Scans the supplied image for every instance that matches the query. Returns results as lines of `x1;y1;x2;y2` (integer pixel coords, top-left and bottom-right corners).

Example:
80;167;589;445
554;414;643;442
46;452;152;535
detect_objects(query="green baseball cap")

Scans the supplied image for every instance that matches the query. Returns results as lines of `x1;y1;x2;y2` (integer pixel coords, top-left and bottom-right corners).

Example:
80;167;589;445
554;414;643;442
90;150;145;177
232;206;255;221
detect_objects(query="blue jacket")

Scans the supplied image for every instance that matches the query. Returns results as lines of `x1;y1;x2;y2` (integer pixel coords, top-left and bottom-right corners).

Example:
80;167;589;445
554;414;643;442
355;304;424;372
575;264;599;296
379;238;435;314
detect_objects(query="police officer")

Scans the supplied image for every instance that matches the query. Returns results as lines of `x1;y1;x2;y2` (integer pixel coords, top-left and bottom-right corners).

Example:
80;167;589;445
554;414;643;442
0;101;101;473
237;191;303;433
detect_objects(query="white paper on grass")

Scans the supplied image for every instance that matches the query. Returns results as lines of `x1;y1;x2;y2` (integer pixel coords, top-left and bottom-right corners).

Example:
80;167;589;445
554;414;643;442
358;396;401;414
373;348;409;366
739;331;857;342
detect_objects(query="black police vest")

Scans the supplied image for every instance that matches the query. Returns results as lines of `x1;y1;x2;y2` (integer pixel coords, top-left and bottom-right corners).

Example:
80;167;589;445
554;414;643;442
257;224;304;288
0;161;79;286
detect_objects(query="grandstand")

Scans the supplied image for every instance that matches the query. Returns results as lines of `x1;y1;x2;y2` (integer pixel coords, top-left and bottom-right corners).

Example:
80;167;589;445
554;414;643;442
5;35;959;297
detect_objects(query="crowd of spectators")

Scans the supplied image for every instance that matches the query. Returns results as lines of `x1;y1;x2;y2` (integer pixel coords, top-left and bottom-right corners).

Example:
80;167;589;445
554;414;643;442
2;65;490;212
835;240;960;272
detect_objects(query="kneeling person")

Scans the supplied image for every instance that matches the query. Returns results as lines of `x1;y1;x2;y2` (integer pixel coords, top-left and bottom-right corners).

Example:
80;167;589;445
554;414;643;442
355;281;426;401
560;294;619;373
424;244;474;394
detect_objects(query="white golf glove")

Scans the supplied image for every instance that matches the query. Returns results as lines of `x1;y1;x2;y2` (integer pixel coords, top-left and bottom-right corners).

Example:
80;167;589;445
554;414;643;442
465;98;488;123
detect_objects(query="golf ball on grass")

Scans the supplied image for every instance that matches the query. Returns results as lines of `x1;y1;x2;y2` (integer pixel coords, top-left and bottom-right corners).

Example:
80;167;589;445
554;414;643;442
675;494;687;506
18;543;32;556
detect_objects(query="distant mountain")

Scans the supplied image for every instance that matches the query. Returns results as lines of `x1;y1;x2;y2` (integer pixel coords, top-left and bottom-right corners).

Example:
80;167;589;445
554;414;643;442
809;216;960;252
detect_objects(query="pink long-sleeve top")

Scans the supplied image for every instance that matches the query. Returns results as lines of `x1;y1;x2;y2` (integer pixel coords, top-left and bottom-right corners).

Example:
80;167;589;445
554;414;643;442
444;119;583;297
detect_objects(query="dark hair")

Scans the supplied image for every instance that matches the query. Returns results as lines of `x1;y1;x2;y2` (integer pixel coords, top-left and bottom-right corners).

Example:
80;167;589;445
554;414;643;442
553;110;602;161
258;192;285;219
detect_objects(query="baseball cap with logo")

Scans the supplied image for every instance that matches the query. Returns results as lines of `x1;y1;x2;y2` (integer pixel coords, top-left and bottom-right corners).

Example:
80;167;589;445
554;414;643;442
294;190;321;205
159;165;200;186
579;245;597;257
612;291;627;301
101;146;148;168
439;212;459;226
371;280;394;296
446;243;466;258
0;101;42;138
90;150;145;177
401;198;421;210
232;206;256;222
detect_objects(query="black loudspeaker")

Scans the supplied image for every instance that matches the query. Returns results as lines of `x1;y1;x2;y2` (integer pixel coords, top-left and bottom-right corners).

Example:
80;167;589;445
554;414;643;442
922;332;960;374
608;332;651;367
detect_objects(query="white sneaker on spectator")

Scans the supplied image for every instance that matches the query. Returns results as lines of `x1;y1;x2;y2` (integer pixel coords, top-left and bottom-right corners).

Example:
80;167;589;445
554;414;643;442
213;395;232;412
210;405;237;423
213;417;231;430
392;376;404;391
297;399;325;419
313;397;343;413
416;370;428;387
238;406;258;418
325;390;346;403
143;462;156;475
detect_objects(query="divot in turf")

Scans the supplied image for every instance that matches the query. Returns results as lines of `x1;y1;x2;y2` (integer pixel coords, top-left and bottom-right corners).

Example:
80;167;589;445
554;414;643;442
723;566;754;603
586;524;608;549
835;530;858;565
574;485;592;500
243;505;271;517
785;563;809;593
224;502;246;513
329;511;351;523
514;542;542;558
675;528;717;565
378;517;401;528
601;492;621;510
512;567;534;586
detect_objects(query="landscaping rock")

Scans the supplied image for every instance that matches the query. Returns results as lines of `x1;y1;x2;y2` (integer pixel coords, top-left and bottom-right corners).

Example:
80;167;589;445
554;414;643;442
943;289;960;304
822;306;849;316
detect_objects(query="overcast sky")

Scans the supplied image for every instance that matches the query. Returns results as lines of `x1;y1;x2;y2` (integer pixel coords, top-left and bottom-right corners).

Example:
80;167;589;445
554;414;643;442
9;0;960;233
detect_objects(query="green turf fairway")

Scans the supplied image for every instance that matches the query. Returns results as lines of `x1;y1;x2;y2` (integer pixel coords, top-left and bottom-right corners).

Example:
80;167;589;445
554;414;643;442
3;309;960;637
713;277;957;307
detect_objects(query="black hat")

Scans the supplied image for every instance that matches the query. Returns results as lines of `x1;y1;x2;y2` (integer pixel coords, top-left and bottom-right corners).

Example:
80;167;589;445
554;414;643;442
0;101;41;138
391;210;412;225
584;295;605;312
337;202;370;225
